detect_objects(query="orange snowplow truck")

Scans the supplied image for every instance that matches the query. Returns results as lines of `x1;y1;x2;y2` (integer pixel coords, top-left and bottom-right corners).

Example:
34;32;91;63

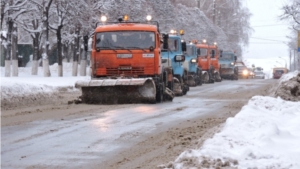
75;15;174;104
193;40;221;83
209;43;221;82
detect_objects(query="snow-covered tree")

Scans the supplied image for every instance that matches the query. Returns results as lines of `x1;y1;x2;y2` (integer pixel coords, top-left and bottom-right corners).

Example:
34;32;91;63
40;0;53;77
1;0;28;77
281;0;300;31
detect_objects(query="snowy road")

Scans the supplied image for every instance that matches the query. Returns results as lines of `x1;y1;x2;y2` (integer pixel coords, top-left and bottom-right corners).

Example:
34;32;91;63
1;79;273;169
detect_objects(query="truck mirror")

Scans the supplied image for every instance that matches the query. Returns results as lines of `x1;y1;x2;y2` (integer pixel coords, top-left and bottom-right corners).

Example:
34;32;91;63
252;64;255;68
211;50;215;58
162;34;169;50
197;48;201;55
181;41;187;52
234;55;237;61
83;35;89;51
219;50;223;57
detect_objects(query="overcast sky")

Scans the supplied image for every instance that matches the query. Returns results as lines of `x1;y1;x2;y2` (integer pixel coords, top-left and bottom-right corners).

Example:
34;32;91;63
243;0;291;73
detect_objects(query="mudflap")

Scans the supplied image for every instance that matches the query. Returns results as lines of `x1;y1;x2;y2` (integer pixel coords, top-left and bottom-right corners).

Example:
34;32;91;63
173;77;183;96
164;87;175;101
187;75;196;86
76;78;156;104
215;72;222;82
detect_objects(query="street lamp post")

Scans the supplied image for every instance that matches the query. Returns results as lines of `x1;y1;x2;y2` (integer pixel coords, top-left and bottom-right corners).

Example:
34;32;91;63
278;57;287;68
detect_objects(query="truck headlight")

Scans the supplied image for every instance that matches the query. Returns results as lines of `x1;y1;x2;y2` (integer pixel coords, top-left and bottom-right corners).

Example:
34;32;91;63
243;70;248;75
191;58;197;63
231;62;234;65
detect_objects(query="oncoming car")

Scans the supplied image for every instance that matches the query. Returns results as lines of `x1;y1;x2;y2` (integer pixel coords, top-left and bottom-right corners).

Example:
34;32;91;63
247;68;255;79
236;65;249;79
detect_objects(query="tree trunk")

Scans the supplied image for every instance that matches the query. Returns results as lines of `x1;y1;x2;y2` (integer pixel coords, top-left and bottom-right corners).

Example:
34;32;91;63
72;27;80;76
5;19;13;77
32;32;40;75
11;22;18;76
62;43;68;62
80;36;88;76
42;0;53;77
57;25;63;76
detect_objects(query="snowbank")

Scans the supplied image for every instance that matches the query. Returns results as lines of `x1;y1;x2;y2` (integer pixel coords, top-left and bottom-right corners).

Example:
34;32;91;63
160;71;300;169
0;63;90;109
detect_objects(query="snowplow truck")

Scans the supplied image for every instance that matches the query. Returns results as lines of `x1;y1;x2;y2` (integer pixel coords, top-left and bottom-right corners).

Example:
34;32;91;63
161;32;189;96
219;51;238;80
194;40;215;83
209;44;222;82
183;43;203;86
75;15;175;104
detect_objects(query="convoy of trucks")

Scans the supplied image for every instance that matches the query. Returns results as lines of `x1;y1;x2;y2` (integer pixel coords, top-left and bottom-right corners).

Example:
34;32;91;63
75;14;269;104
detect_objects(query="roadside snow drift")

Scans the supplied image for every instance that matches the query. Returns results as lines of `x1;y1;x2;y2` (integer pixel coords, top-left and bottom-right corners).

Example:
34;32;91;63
160;71;300;169
165;96;300;169
0;63;89;109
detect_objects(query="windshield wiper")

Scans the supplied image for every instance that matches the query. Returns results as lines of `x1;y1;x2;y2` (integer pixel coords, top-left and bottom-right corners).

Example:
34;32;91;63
100;46;117;52
114;46;132;52
127;47;147;52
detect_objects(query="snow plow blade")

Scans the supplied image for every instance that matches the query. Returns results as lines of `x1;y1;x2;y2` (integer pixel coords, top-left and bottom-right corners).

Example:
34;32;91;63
75;78;156;104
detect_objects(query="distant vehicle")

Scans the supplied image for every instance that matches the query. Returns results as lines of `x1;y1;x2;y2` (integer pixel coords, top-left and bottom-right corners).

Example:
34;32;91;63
254;71;265;79
219;51;238;80
236;65;249;79
247;68;255;78
273;67;288;79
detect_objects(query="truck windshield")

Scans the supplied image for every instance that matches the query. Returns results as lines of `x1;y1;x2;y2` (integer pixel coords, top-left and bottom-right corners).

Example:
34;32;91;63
197;48;207;57
186;45;194;56
220;54;233;60
95;31;155;49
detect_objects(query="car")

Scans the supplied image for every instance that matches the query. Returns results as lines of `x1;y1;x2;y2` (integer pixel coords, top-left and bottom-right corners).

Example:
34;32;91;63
236;65;249;79
247;68;255;79
254;71;265;79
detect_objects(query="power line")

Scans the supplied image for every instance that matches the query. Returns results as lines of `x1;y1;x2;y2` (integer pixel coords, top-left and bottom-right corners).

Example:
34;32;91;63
251;24;287;27
250;37;288;43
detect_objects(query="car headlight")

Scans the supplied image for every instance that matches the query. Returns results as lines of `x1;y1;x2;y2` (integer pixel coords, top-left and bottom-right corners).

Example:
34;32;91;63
243;70;248;75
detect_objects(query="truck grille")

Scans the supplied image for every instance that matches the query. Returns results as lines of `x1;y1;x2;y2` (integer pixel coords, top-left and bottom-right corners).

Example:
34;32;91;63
106;67;144;75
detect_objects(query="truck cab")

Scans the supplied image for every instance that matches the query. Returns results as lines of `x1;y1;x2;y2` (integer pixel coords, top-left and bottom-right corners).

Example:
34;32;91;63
219;51;238;80
161;33;188;96
183;43;202;86
195;40;215;83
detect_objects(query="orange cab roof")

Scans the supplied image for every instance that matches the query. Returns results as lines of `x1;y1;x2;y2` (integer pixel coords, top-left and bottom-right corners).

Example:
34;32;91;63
195;43;209;48
95;23;158;32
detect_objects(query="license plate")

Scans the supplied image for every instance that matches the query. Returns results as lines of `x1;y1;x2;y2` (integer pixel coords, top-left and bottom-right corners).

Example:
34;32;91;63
142;54;154;58
118;66;132;70
117;54;132;58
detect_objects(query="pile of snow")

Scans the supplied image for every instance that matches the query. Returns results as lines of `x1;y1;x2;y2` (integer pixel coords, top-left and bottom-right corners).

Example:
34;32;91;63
0;63;89;109
160;71;300;169
273;71;300;102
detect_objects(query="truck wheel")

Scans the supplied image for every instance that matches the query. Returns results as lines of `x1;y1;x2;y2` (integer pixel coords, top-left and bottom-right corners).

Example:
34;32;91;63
197;69;202;86
156;83;164;103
